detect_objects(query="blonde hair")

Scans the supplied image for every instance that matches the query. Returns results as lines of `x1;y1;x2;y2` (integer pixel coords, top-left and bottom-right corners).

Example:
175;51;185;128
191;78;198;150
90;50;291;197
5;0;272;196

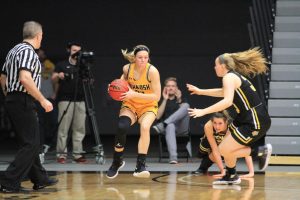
218;47;268;77
121;45;150;63
23;21;42;39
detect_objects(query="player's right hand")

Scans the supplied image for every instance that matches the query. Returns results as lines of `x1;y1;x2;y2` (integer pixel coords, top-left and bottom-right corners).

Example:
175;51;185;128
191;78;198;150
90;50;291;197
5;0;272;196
186;83;201;95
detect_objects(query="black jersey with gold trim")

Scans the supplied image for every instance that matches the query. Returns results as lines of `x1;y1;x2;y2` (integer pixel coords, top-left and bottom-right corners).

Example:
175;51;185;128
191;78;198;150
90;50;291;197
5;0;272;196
229;71;262;114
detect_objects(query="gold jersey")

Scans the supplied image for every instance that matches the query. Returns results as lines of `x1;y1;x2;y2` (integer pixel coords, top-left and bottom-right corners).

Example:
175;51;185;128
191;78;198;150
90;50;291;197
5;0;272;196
121;63;158;118
125;63;157;106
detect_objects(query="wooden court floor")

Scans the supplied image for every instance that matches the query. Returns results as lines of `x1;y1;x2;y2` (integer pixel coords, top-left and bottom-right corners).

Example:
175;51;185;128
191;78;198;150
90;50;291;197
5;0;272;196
0;171;299;200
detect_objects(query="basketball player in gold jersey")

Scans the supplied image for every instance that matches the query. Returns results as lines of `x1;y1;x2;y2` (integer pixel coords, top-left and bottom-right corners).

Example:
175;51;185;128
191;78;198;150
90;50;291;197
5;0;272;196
106;45;161;179
187;48;272;185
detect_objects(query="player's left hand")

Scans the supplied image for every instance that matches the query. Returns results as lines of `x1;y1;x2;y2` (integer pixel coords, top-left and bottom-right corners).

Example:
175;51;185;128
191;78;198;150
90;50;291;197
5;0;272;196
188;108;206;118
240;173;254;178
121;87;135;100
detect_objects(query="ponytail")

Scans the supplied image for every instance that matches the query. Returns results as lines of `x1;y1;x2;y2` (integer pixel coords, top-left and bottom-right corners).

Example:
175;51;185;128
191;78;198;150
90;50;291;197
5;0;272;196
218;47;268;77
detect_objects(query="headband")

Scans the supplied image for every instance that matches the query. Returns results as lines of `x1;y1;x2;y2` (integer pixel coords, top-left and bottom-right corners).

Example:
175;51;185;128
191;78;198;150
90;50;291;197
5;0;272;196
133;46;149;55
218;54;226;64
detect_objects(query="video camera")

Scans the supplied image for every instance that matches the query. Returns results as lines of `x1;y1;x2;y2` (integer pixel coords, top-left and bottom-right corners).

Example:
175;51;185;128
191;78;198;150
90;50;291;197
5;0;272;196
72;50;94;59
71;50;95;79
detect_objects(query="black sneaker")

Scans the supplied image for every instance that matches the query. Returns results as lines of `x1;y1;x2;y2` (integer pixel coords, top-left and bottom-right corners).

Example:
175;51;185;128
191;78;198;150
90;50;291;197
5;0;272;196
133;163;150;178
33;178;58;190
212;173;241;185
258;143;272;171
106;160;125;179
152;122;165;134
193;167;208;175
0;185;30;193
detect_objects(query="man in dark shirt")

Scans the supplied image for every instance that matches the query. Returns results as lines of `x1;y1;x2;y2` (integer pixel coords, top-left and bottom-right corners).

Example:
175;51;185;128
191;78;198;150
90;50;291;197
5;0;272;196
52;42;87;164
153;77;190;164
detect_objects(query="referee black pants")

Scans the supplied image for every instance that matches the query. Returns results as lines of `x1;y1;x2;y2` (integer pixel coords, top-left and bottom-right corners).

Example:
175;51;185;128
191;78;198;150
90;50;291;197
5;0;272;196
0;92;48;189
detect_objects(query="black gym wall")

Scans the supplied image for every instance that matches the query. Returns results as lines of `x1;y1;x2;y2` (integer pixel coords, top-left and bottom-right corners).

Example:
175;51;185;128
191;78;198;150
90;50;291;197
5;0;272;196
0;0;252;135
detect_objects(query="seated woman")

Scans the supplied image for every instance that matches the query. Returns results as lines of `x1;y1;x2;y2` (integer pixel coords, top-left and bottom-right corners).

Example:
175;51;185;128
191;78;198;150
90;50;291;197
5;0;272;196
194;111;254;178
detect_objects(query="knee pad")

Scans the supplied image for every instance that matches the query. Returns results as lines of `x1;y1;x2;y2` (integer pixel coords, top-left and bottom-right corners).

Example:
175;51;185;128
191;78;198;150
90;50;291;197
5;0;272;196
118;116;131;132
114;116;131;148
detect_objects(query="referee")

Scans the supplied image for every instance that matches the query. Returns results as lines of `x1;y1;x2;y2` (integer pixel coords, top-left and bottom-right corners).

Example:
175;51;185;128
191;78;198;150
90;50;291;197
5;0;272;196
0;21;58;193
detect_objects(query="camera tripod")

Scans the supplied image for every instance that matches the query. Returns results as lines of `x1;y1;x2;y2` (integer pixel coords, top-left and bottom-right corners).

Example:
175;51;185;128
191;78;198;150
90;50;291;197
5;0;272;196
55;51;105;164
82;77;105;164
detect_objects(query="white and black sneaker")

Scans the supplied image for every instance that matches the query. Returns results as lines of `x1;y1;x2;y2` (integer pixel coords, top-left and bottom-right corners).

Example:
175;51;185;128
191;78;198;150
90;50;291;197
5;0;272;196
258;143;272;171
133;163;150;178
212;173;241;185
106;160;125;179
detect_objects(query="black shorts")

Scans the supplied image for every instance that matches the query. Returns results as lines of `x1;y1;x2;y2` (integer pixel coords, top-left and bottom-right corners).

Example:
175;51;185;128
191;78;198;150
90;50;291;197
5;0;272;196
230;104;271;146
199;136;211;154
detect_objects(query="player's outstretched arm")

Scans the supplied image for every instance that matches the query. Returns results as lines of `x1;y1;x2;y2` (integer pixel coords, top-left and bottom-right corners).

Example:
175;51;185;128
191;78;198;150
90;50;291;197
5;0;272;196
186;83;224;97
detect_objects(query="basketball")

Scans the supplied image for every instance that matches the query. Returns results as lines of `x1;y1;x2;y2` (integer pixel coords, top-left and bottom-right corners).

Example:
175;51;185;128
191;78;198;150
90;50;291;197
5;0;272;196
108;79;129;101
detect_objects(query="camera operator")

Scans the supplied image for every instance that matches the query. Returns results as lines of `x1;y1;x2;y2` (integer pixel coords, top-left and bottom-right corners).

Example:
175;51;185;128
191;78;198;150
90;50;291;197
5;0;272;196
52;42;87;164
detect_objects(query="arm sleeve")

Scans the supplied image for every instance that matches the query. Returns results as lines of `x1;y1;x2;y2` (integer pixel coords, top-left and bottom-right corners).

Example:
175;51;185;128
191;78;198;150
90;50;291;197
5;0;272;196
1;51;11;75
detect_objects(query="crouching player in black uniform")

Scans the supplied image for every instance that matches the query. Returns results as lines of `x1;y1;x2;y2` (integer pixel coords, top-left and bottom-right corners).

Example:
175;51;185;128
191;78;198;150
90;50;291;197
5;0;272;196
194;111;254;178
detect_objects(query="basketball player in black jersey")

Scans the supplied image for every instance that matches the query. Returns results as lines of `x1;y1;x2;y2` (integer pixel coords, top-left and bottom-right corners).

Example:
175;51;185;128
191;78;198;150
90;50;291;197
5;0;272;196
194;111;254;178
187;48;272;185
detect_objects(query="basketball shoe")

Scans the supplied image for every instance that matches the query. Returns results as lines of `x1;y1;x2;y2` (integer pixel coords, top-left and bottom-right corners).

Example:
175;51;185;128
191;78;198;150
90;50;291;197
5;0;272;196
258;143;272;171
133;162;150;178
106;160;125;179
212;172;241;185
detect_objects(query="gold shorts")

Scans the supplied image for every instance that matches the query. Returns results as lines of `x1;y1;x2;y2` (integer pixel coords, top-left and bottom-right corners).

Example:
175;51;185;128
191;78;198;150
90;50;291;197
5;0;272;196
121;101;158;119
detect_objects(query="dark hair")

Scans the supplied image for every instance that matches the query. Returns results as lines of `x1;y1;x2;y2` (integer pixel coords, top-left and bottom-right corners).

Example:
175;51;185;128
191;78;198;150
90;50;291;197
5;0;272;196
210;111;231;123
67;41;82;49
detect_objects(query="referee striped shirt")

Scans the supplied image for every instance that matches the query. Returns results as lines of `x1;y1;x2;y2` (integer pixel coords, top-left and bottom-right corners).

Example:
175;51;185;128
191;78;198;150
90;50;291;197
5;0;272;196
1;42;41;93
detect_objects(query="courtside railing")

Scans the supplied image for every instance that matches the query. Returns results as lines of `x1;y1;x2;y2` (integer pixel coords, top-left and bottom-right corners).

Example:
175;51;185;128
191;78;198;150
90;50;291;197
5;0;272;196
248;0;276;106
